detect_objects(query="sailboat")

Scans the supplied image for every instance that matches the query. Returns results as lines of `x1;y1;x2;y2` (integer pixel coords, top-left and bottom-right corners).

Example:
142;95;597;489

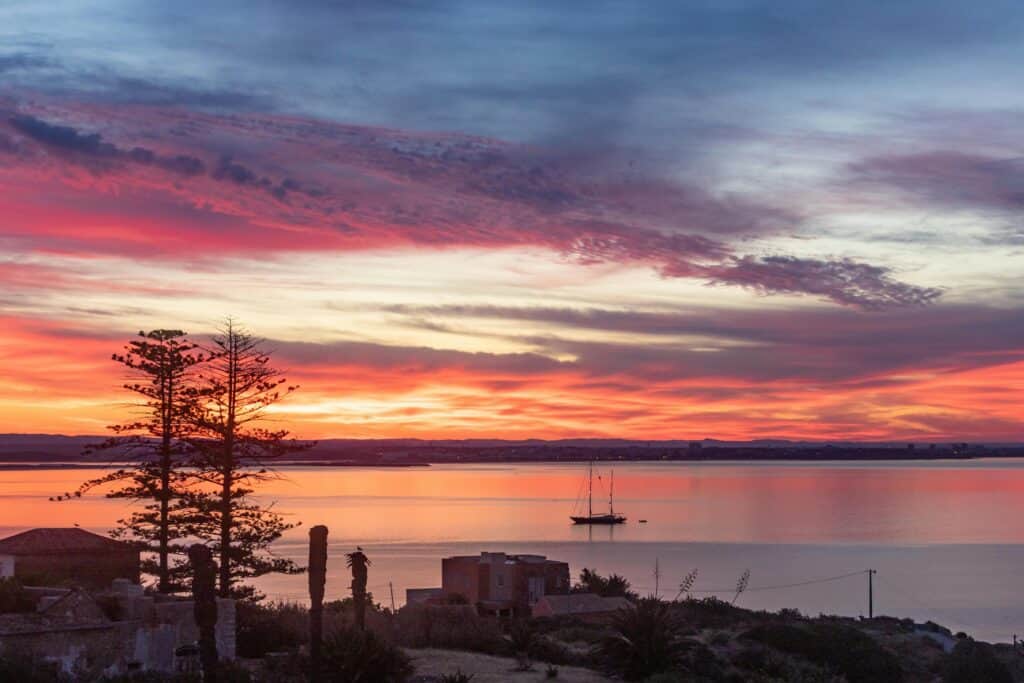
570;461;626;525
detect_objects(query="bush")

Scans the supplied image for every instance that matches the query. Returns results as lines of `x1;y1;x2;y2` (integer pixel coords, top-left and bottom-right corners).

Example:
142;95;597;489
319;624;413;683
528;635;575;666
0;651;66;682
596;598;685;680
943;639;1013;683
235;601;308;658
439;671;474;683
395;603;504;654
675;596;747;630
743;621;903;683
575;568;637;599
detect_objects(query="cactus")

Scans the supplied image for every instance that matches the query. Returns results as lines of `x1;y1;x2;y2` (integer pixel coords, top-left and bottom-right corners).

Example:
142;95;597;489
189;543;219;682
347;547;371;630
308;525;328;680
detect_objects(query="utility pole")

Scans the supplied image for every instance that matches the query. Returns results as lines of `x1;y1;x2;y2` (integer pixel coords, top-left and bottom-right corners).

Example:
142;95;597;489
867;569;876;619
389;581;396;613
654;558;661;599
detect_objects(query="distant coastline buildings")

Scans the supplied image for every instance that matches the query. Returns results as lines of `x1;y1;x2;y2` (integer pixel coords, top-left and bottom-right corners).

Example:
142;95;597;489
408;551;627;619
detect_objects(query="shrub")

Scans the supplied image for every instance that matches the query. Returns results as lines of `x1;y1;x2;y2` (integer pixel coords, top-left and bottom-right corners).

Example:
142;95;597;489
545;664;559;679
743;621;903;683
596;598;685;680
439;671;474;683
575;568;637;599
235;601;308;658
0;651;66;682
507;619;535;654
319;624;413;683
528;635;575;665
943;639;1013;683
676;596;747;630
395;603;504;654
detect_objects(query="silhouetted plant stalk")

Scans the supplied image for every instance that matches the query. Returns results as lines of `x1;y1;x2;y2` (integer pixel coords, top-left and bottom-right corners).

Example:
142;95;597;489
733;569;750;605
674;568;698;601
55;330;204;593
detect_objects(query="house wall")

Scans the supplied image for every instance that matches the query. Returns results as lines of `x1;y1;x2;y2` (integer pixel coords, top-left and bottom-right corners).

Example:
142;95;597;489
542;561;570;595
442;556;483;603
482;553;513;603
0;554;13;579
442;554;572;615
13;551;139;588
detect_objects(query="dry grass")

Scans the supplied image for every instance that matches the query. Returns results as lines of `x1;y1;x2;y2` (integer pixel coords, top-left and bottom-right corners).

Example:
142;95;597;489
408;648;613;682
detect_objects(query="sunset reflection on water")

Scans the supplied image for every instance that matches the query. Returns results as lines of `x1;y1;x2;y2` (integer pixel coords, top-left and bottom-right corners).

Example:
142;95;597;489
4;460;1024;641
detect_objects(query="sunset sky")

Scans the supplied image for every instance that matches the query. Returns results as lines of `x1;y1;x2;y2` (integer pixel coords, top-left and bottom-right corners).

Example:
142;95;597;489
1;2;1022;441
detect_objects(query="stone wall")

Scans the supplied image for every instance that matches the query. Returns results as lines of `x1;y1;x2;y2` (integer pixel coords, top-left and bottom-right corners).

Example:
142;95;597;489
0;581;237;675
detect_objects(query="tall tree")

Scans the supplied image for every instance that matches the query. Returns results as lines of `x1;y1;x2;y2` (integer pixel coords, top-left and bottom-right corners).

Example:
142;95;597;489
184;320;306;599
59;330;203;593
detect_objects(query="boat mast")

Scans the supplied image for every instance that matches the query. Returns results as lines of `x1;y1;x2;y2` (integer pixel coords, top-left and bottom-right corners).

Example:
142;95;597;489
610;469;615;515
588;460;593;518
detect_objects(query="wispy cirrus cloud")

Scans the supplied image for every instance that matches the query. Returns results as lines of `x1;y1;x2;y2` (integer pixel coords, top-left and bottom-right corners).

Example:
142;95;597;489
849;151;1024;213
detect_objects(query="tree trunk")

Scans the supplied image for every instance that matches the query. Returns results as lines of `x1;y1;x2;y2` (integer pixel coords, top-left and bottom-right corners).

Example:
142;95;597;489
158;373;172;593
219;456;232;598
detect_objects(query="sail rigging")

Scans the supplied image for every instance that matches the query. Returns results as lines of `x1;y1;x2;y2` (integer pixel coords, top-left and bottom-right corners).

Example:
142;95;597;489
571;461;626;525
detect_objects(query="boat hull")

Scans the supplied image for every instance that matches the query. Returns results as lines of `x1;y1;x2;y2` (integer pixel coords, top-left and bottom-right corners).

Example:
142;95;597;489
571;514;626;525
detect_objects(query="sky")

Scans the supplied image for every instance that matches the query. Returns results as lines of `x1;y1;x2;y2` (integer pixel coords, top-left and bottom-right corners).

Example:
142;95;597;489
0;1;1021;441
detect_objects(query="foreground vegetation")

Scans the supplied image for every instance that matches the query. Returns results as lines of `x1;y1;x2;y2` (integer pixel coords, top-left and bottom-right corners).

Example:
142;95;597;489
5;568;1024;681
233;596;1023;682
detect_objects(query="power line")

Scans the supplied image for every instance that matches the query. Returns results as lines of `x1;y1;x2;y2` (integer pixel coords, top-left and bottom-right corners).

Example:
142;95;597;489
685;569;869;594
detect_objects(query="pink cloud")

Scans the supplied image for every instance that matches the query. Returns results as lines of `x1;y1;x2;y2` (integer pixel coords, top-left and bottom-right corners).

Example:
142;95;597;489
0;97;939;309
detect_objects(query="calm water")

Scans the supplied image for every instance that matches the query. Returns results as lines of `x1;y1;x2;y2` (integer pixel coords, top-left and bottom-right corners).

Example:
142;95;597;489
3;459;1024;641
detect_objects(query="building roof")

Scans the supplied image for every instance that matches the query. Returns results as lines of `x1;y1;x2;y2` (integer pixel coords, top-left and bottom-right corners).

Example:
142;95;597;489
445;552;566;566
0;528;133;556
535;593;631;616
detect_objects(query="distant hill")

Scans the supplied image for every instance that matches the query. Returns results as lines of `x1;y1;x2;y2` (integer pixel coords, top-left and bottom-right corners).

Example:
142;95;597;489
2;433;1022;464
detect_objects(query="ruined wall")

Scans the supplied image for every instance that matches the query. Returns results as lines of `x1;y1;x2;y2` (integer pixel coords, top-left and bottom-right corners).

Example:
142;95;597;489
0;622;133;678
0;587;237;676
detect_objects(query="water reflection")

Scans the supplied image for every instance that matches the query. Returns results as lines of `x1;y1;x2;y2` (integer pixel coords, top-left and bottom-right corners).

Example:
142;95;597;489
4;459;1024;641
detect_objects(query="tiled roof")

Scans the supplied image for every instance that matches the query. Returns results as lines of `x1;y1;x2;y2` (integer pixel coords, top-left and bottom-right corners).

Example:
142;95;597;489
0;528;132;555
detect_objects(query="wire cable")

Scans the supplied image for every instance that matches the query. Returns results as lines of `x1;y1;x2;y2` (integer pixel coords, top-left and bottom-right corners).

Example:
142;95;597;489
681;569;869;594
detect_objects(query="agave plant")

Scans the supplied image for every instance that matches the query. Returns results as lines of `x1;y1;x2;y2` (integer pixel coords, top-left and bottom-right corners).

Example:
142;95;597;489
319;624;413;682
597;598;686;681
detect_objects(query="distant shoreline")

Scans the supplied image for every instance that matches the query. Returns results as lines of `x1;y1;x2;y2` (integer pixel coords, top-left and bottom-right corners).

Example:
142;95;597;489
3;434;1023;468
3;453;1023;471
